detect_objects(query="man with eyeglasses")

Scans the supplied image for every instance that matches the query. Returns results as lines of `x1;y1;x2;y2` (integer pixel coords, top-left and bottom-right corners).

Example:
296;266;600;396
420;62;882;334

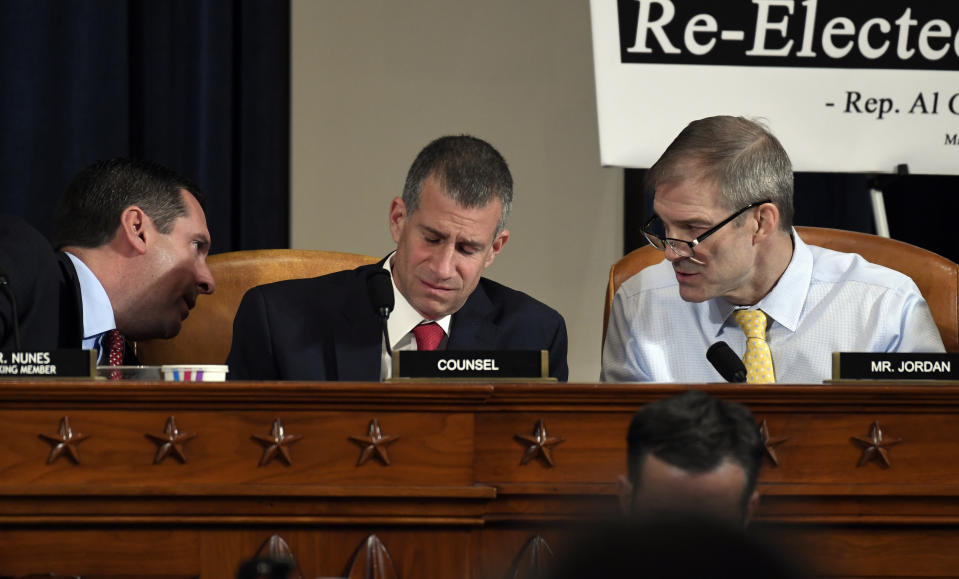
601;116;944;383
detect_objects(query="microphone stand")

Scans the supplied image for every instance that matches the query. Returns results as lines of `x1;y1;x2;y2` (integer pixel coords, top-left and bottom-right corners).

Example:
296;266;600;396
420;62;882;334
378;309;392;359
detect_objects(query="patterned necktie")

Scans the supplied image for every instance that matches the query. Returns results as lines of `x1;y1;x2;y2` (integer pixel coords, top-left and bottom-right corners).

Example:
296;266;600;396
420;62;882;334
412;322;444;351
104;329;125;380
732;309;775;384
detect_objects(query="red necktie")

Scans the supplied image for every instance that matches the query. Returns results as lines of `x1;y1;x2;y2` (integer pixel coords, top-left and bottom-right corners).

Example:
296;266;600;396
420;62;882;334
104;329;124;380
412;322;444;351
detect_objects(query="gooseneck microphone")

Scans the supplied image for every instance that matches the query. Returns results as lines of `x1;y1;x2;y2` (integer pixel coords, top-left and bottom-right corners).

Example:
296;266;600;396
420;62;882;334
0;266;21;350
366;269;395;357
707;341;747;383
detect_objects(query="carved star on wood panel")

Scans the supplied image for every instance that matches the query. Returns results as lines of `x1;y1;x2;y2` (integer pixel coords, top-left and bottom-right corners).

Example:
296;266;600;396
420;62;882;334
758;419;789;467
515;419;564;467
38;416;90;465
146;416;197;464
349;418;399;466
252;418;302;466
852;420;902;468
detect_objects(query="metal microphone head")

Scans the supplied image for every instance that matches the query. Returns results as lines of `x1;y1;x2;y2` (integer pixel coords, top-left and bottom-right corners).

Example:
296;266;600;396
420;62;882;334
707;341;747;383
366;269;394;319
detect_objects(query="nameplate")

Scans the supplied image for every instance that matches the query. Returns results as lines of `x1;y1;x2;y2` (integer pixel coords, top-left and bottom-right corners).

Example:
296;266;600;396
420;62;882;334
0;350;97;379
832;352;959;381
392;350;549;380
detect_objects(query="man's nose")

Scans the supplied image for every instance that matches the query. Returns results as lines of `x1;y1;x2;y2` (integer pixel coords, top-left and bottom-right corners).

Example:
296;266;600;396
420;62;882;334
663;243;686;263
431;245;456;279
196;259;216;294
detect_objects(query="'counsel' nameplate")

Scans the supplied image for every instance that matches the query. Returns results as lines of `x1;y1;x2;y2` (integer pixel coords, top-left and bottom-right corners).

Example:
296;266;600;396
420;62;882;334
392;350;549;380
0;350;97;379
832;352;958;381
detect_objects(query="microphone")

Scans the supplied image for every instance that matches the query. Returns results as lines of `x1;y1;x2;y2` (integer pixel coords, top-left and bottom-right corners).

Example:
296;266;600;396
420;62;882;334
707;341;747;383
0;266;21;350
366;269;394;357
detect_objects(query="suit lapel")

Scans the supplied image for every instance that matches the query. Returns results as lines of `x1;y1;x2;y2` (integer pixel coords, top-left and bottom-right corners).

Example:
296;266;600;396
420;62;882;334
334;263;387;381
56;252;84;348
447;281;499;350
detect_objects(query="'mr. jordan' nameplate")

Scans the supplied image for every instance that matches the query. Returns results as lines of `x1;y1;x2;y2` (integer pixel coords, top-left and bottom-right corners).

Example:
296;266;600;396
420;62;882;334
832;352;959;381
392;350;550;380
0;350;97;379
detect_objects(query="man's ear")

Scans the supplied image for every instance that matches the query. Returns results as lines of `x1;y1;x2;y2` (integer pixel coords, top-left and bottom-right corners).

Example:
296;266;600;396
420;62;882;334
744;488;761;526
483;229;509;269
616;474;634;516
118;206;148;255
753;203;780;244
389;197;407;244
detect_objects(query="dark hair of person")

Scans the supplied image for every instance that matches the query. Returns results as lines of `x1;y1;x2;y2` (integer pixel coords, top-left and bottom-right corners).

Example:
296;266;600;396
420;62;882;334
627;390;764;513
402;135;513;235
645;115;794;231
53;158;204;249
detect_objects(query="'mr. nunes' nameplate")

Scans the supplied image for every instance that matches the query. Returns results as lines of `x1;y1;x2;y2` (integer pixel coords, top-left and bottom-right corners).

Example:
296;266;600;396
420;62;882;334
393;350;549;380
832;352;959;381
0;350;97;379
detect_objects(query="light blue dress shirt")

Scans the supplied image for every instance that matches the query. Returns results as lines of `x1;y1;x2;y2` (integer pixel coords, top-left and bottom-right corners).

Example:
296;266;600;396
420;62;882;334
65;252;117;362
601;231;946;383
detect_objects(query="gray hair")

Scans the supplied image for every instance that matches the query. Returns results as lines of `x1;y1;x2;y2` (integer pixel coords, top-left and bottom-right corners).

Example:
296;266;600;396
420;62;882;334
402;135;513;235
645;116;794;231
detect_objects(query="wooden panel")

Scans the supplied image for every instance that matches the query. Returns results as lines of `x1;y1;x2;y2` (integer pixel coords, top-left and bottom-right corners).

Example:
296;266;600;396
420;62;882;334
764;524;959;578
474;411;631;486
751;412;959;486
290;528;470;579
473;526;571;579
0;410;475;489
0;528;201;576
0;382;957;578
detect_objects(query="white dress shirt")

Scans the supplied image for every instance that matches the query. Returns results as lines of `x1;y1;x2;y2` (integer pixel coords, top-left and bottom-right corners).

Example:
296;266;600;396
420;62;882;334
379;254;451;379
65;252;117;363
601;230;946;383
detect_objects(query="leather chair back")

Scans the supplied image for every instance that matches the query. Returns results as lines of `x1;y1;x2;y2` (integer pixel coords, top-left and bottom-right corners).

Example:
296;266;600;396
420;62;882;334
603;227;959;352
136;249;380;365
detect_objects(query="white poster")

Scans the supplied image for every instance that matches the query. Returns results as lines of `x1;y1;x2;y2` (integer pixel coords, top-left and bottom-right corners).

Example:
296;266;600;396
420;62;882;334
591;0;959;174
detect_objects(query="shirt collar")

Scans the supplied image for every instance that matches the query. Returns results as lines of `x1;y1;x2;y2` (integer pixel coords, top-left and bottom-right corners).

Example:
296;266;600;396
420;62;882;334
65;252;116;340
752;229;810;333
698;228;809;336
384;253;451;348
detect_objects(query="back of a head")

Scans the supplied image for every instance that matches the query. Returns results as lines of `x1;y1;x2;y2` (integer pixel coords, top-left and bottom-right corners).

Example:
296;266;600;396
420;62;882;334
627;390;763;517
53;158;204;249
645;115;794;230
548;515;805;579
402;135;513;235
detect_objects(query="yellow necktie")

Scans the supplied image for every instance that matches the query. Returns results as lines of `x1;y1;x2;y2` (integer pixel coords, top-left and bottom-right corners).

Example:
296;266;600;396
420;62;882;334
732;309;775;384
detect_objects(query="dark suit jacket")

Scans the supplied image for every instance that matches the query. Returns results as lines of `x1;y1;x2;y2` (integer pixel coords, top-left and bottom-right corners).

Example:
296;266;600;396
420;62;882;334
227;261;568;381
0;215;59;350
57;252;138;364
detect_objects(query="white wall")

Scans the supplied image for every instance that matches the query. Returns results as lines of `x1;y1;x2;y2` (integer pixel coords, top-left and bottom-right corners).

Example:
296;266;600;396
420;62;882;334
290;0;622;382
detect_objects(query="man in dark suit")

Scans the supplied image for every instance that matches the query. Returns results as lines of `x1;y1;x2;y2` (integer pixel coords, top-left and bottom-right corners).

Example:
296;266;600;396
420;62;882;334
228;135;568;381
53;159;216;364
0;215;60;350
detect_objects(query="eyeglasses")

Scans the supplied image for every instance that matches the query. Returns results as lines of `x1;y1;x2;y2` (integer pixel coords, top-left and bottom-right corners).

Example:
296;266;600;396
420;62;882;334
642;199;772;261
